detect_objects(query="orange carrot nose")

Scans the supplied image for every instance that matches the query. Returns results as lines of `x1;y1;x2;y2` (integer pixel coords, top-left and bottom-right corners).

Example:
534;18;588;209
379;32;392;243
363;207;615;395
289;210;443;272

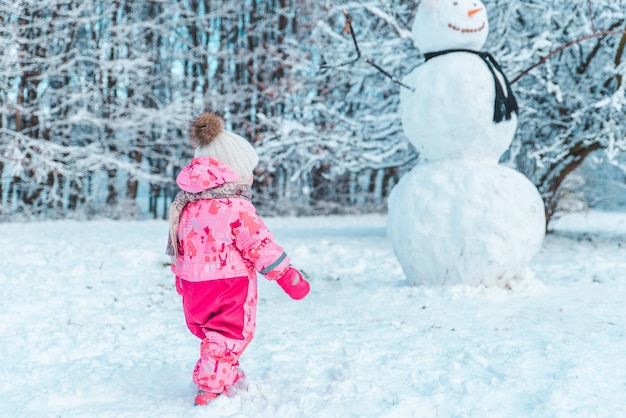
468;8;482;17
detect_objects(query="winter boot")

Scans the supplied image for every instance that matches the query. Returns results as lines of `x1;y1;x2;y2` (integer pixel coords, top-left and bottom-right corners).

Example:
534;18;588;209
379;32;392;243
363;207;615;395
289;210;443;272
194;389;220;406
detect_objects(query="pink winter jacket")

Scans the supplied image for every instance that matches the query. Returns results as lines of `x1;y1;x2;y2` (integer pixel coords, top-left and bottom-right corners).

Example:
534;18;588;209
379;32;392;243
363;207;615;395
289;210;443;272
171;157;290;283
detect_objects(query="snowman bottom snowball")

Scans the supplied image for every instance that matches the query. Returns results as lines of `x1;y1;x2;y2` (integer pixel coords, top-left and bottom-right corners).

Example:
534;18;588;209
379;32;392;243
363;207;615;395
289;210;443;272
387;161;545;287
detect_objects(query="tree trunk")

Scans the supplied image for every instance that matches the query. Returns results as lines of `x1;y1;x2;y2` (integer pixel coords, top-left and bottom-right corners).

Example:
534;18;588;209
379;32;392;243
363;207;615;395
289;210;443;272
542;141;602;227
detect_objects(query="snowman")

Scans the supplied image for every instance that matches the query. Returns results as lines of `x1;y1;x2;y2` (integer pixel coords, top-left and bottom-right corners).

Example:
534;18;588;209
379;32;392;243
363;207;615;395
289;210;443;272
387;0;546;286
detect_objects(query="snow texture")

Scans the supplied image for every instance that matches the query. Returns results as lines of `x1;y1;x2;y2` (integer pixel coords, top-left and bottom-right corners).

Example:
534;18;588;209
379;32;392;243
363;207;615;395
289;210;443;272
388;161;545;286
2;211;626;417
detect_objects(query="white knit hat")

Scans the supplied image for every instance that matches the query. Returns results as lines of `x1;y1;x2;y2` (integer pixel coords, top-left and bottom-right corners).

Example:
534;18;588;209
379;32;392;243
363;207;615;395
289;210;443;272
189;112;259;183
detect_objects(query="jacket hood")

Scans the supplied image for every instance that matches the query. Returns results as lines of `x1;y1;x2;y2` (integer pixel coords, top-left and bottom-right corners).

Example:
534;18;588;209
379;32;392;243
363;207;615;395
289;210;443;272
176;157;240;193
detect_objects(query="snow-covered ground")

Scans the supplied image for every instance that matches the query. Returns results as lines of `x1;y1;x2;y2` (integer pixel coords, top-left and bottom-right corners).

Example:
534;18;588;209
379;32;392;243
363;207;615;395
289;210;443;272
1;211;625;418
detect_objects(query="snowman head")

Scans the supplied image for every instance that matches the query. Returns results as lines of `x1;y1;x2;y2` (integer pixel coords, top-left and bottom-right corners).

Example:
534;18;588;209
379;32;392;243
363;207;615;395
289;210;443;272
412;0;489;54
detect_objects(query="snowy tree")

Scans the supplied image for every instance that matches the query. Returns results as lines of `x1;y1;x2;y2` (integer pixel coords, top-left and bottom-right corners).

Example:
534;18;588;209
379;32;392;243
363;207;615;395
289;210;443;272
314;0;626;224
0;0;303;219
4;2;62;213
1;0;625;221
255;0;419;214
498;0;626;224
0;0;180;218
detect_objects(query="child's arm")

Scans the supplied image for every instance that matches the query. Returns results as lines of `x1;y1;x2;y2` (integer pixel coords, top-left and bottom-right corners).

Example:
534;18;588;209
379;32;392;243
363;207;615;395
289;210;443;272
232;200;310;299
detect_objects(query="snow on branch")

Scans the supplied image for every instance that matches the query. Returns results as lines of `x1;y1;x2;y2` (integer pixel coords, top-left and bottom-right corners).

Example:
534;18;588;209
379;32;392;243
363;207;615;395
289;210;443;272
361;5;414;43
319;9;415;92
511;28;626;84
512;0;626;84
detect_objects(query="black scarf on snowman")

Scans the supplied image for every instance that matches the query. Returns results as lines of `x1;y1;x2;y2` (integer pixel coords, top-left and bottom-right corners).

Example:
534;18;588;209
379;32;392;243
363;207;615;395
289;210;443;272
423;49;518;124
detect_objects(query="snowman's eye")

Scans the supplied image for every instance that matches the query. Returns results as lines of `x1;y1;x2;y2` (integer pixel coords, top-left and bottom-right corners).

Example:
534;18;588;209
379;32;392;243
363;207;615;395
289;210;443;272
453;1;458;5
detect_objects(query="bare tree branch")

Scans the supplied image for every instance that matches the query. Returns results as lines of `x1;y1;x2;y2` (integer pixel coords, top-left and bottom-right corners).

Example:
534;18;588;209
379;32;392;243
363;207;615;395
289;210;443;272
320;9;415;92
511;29;626;84
587;0;596;33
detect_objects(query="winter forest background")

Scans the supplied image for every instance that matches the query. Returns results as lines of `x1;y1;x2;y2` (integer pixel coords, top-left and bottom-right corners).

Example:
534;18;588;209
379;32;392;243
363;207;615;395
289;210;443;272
2;0;626;223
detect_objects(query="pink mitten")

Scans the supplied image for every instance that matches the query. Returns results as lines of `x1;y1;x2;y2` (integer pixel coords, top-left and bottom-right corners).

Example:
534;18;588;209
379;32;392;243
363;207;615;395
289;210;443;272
276;267;310;300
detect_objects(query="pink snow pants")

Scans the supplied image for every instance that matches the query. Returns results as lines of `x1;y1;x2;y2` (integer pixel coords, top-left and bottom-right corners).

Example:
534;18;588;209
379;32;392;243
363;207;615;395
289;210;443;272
180;274;258;394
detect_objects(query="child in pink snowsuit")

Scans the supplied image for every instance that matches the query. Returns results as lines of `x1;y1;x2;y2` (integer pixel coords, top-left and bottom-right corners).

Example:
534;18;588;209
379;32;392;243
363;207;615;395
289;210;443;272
166;112;310;405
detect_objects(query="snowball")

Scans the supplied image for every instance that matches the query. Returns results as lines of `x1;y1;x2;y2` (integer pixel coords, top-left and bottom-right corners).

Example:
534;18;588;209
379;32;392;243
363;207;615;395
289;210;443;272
387;161;545;286
400;53;517;163
411;0;489;54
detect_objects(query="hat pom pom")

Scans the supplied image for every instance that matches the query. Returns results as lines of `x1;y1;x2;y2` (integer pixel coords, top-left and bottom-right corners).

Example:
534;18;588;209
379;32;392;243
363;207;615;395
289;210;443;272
190;113;224;148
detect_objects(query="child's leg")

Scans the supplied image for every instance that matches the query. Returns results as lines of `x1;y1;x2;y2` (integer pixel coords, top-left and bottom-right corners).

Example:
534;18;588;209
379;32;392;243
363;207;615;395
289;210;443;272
193;333;246;393
183;275;258;394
